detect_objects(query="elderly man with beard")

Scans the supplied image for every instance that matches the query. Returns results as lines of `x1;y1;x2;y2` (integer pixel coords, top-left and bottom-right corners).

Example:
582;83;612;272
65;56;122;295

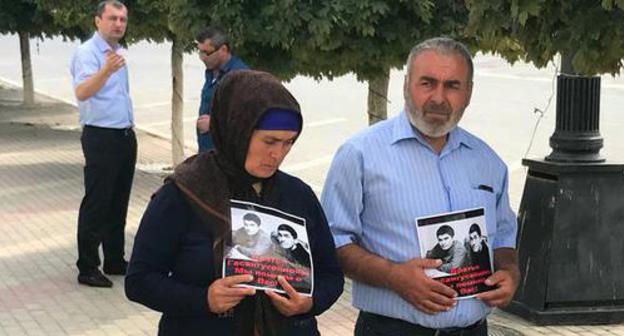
321;37;519;335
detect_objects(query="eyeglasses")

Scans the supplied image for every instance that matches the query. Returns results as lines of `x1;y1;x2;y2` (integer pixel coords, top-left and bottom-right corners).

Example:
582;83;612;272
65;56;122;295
198;45;222;58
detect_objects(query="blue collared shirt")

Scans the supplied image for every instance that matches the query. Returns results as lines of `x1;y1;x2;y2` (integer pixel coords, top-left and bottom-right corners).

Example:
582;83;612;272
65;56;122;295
321;110;517;329
197;55;248;152
70;32;133;128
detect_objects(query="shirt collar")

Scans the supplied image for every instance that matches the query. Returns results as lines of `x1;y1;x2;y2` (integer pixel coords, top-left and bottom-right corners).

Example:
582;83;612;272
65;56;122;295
93;32;121;53
206;56;239;80
220;55;239;73
391;109;476;153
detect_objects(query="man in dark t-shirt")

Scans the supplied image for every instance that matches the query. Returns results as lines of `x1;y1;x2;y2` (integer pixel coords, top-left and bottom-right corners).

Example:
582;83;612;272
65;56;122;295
466;223;492;271
273;224;311;267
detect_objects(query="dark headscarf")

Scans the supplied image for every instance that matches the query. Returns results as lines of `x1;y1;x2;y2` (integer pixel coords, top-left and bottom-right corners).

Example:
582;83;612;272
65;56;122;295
167;70;302;336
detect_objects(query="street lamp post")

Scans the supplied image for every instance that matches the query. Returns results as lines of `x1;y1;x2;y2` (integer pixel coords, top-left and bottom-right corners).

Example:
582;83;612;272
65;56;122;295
504;74;624;325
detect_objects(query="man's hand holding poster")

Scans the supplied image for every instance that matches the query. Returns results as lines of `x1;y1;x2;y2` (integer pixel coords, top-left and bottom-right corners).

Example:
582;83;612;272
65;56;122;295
416;207;494;299
223;200;314;296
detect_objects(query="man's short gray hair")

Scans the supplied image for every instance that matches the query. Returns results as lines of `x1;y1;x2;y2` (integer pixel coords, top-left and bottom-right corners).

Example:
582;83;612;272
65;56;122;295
96;0;125;17
405;37;473;84
195;26;228;49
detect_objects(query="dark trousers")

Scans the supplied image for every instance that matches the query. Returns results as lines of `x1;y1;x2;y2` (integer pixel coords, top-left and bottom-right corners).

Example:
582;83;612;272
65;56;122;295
77;125;137;274
354;311;487;336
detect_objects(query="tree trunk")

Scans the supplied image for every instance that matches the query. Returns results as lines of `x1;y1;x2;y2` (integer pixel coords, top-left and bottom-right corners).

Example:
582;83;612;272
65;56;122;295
18;31;35;106
367;69;390;125
560;52;575;75
171;38;185;166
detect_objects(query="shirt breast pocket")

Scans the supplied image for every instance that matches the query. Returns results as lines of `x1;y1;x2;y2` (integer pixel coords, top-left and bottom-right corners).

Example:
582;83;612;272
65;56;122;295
469;183;498;242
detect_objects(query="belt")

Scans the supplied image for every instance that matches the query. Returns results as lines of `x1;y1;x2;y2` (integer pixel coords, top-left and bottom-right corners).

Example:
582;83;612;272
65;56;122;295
84;125;134;136
360;311;486;335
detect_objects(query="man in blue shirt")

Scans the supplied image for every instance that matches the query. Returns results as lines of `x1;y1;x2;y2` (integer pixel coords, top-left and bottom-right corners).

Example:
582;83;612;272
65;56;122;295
321;37;520;335
70;0;135;288
195;26;248;152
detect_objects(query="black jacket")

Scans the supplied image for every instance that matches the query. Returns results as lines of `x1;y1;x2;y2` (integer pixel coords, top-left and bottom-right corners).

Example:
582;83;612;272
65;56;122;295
125;172;344;335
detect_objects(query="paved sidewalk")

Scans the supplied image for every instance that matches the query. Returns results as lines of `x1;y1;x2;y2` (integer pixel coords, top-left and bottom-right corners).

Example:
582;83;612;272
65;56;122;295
1;82;624;335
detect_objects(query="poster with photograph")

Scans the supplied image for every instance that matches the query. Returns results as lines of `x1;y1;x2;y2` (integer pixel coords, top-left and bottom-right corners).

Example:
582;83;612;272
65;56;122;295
223;200;313;296
416;207;494;299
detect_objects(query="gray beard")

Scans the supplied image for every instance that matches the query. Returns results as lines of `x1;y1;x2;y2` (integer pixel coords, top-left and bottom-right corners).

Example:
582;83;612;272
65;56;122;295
405;102;463;138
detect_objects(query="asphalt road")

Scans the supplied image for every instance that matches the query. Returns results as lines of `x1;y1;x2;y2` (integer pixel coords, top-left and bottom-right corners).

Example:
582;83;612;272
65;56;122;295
2;34;624;205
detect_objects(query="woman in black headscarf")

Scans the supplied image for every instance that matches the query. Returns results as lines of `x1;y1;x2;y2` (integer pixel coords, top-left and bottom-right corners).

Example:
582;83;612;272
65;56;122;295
125;70;344;335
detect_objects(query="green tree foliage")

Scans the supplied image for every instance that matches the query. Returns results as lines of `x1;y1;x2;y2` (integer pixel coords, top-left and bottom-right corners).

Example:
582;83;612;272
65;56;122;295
0;0;74;38
0;0;80;105
35;0;168;43
32;0;95;40
129;0;205;46
35;0;201;44
297;0;470;82
209;0;469;80
208;0;470;123
466;0;624;75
